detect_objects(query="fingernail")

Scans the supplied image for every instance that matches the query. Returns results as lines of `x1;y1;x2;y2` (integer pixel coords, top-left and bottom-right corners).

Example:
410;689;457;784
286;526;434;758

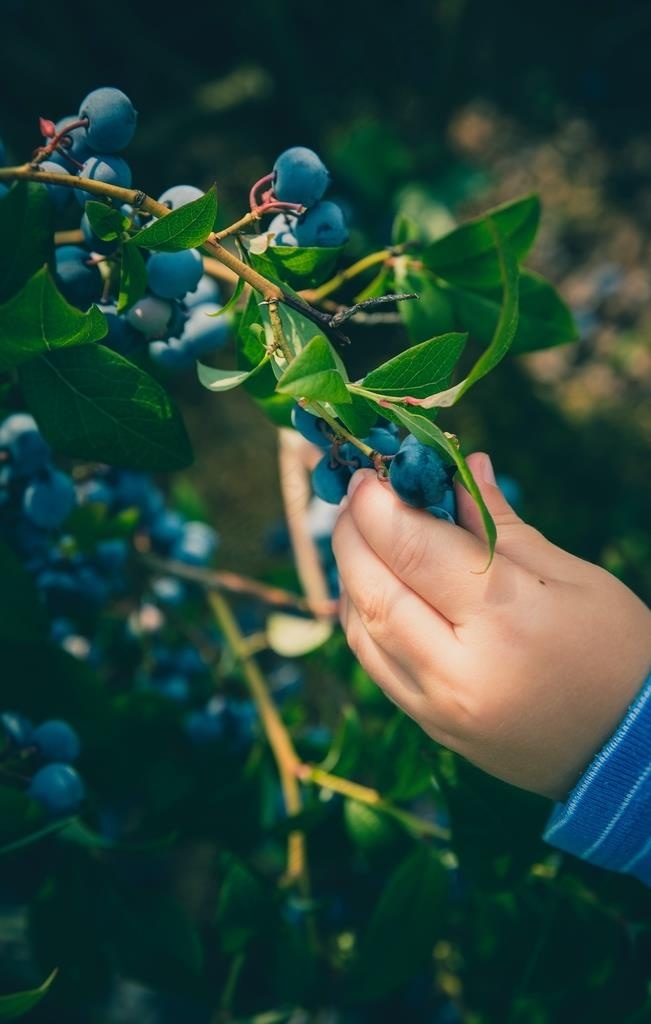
480;454;496;485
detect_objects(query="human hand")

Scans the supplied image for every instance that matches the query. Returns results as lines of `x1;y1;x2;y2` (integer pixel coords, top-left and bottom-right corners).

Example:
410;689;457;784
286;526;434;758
332;453;651;800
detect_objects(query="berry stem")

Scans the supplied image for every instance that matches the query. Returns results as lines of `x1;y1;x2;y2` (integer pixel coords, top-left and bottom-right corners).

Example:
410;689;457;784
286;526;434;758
310;403;375;459
248;172;274;212
297;765;450;841
266;299;294;363
308;248;393;303
207;590;310;895
32;116;89;164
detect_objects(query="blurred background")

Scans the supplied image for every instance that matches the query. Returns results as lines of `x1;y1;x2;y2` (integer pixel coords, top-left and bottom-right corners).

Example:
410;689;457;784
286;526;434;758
2;0;650;598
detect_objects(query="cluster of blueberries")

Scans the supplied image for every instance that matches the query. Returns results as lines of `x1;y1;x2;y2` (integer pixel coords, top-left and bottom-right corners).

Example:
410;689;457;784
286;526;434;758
1;87;232;371
291;404;458;521
267;147;348;248
1;713;84;817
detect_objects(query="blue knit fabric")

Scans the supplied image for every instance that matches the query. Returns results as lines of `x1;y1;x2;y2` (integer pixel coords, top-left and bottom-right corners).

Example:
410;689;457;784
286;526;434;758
544;672;651;886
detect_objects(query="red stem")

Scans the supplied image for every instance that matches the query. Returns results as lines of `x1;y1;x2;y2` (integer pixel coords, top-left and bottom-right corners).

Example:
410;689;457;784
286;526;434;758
249;172;274;212
32;116;89;164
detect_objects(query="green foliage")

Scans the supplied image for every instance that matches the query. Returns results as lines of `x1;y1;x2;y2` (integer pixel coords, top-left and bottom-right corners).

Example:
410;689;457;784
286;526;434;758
117;239;147;312
0;970;58;1021
0;182;53;303
276;335;350;403
250;243;345;290
131;185;218;251
0;267;107;371
19;345;193;470
84;200;128;242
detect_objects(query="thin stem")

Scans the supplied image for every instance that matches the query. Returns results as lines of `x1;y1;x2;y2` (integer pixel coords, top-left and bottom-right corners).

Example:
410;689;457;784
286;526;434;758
54;228;84;246
0;164;284;302
33;116;89;164
207;591;309;893
309;249;392;303
299;764;450;841
311;403;375;459
267;299;293;363
141;551;335;616
214;211;259;241
249;172;273;213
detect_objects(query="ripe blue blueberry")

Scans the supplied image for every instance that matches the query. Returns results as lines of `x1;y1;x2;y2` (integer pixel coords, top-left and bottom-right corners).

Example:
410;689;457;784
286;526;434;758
157;184;203;210
150;576;186;607
111;471;164;522
367;425;401;457
268;213;298;247
185;698;226;744
76;155;132;206
312;454;350;504
146;248;203;300
126;296;173;338
28;763;85;816
148;509;186;552
93;538;129;575
170;521;218;566
149;339;194;371
1;711;33;747
37;161;73;210
294;201;348;248
0;413;50;477
55;244;102;310
426;486;457;524
76;477;112;506
291;405;332;448
153;675;190;702
78;87;137;153
389;435;452;508
184;274;221;309
32;719;81;763
23;469;76;529
272;147;330;207
98;303;140;355
179;302;230;357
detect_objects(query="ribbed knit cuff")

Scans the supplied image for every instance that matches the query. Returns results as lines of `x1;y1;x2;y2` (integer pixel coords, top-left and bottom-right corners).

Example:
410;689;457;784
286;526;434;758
544;672;651;887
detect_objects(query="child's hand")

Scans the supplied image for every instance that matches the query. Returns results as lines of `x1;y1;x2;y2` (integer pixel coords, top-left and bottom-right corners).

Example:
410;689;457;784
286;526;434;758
332;453;651;800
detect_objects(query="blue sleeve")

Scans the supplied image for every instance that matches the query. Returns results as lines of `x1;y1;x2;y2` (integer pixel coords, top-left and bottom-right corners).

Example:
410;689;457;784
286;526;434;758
544;671;651;887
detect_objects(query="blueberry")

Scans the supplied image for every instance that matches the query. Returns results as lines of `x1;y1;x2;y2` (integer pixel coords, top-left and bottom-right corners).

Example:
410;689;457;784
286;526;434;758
294;201;348;248
126;296;173;338
50;617;76;644
338;441;370;471
153;674;190;702
0;413;50;477
28;763;85;816
184;274;221;309
272;147;330;207
426;487;457;524
148;509;186;552
0;183;8;199
312;454;350;504
78;87;137;153
98;303;140;355
32;719;81;763
1;711;33;747
149;339;195;371
37;160;72;210
150;576;186;607
389;435;452;509
185;698;226;744
23;469;76;529
174;646;205;676
55;244;103;310
170;521;219;566
93;537;129;574
290;405;332;448
178;302;230;357
77;155;132;206
111;471;164;522
268;212;298;247
496;474;522;510
157;184;204;210
367;426;400;457
146;249;203;300
76;477;112;506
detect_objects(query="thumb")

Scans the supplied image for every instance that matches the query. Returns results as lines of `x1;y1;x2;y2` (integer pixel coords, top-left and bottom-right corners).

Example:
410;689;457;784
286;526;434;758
456;452;551;570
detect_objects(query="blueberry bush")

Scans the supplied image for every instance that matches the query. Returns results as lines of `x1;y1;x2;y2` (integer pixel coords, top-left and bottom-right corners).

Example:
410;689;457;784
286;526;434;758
0;87;648;1024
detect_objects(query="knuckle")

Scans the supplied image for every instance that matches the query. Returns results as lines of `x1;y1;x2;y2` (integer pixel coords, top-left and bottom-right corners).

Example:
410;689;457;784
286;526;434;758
392;529;429;579
357;588;390;638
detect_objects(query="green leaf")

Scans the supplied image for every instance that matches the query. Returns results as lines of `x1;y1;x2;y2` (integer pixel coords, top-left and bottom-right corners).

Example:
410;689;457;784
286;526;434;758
85;200;128;241
392;261;455;343
131;185;218;251
344;800;404;856
197;358;270;393
216;859;277;954
58;820;175;853
388;406;497;560
362;332;467;399
209;275;245;318
422;193;540;289
320;704;363;777
331;392;378;436
117;240;147;313
450;269;578;354
0;181;53;303
19;345;193;470
0;266;107;372
346;845;447;1001
249;243;345;290
0;817;76;858
0;541;47;642
276;334;351;403
0;970;58;1020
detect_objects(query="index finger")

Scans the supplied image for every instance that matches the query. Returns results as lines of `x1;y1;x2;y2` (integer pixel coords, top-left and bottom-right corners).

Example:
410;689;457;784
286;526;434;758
344;470;518;625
